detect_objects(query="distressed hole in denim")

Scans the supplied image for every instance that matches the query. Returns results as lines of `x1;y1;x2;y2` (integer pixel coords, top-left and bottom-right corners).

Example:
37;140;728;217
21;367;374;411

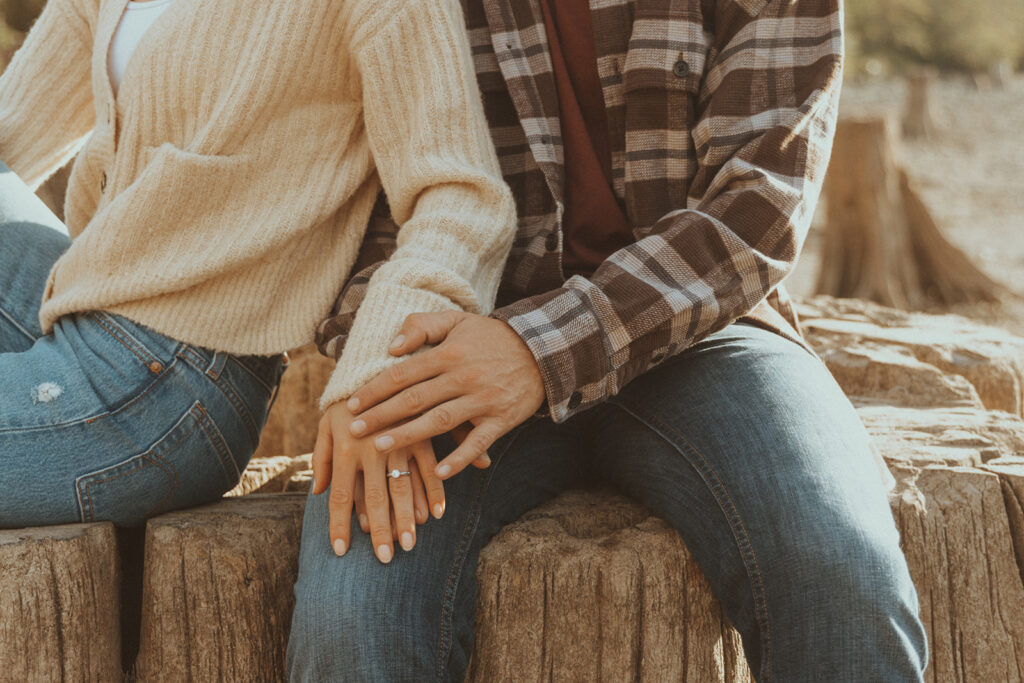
32;382;64;404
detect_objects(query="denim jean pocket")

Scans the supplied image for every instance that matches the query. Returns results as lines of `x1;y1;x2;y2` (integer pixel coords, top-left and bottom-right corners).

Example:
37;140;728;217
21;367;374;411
75;400;239;526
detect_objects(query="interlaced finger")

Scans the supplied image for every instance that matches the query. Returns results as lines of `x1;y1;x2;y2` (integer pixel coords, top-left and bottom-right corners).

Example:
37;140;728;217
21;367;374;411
387;450;417;552
362;461;394;564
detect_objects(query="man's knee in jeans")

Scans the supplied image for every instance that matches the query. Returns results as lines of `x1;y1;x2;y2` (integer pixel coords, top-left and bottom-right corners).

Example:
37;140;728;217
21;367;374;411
761;495;928;676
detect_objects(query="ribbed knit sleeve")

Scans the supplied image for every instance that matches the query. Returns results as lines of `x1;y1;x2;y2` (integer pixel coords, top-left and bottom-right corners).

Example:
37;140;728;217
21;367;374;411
318;0;516;409
0;0;97;190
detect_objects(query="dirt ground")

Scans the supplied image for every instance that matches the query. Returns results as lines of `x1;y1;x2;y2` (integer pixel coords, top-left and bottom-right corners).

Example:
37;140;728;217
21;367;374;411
787;73;1024;335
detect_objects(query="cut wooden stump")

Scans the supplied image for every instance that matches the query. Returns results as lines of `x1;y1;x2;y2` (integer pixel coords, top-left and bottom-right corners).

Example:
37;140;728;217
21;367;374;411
890;465;1024;682
0;523;121;681
815;118;1008;309
470;490;752;683
799;296;1024;417
123;299;1024;681
903;71;938;140
134;494;306;682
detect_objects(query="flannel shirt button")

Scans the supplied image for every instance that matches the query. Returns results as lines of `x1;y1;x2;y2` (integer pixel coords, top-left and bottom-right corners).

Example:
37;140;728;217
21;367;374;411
673;59;690;78
545;232;558;251
568;392;583;410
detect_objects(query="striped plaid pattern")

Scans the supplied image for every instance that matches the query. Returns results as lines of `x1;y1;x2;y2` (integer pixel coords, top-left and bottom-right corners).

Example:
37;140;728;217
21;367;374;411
317;0;843;422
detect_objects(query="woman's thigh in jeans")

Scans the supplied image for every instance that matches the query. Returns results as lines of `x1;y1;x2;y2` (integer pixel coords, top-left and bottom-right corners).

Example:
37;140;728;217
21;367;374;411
0;312;282;528
0;163;71;352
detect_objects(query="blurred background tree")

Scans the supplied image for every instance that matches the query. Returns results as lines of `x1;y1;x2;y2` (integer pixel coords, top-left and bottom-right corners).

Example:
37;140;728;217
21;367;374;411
4;0;1024;74
846;0;1024;75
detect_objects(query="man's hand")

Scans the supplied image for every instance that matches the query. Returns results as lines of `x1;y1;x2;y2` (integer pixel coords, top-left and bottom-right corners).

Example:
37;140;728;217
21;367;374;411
346;312;546;478
311;402;446;563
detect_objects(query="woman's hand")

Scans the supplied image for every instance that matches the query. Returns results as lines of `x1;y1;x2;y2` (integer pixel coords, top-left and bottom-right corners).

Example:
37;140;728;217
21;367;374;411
312;401;446;563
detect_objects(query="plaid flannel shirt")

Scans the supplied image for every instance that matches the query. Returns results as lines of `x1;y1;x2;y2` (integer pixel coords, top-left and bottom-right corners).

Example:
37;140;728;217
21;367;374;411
317;0;843;422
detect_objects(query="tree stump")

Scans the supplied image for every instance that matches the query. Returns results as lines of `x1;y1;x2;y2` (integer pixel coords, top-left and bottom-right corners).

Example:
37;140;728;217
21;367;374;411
0;523;121;681
816;118;1008;309
890;465;1024;682
902;71;938;140
134;494;306;682
470;490;752;682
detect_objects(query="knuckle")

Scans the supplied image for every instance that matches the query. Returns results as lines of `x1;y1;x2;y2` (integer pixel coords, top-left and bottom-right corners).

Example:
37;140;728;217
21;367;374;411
469;435;492;453
387;363;407;385
363;487;388;507
328;488;352;506
370;523;391;537
432;406;455;430
389;477;411;493
453;368;481;388
396;512;415;526
402;387;424;411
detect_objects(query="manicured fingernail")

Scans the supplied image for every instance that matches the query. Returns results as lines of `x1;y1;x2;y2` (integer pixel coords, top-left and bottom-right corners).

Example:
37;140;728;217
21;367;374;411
400;532;414;551
377;544;393;563
311;476;317;491
390;335;405;349
416;507;427;523
333;539;347;556
349;419;366;436
437;463;452;477
432;503;444;519
480;454;492;466
359;514;368;530
375;435;394;451
347;397;360;412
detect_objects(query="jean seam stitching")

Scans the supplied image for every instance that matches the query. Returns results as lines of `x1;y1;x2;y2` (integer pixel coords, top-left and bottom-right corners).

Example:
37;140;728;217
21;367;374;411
434;423;528;682
77;437;187;522
227;355;276;394
92;312;160;368
180;349;260;448
0;305;36;343
608;399;772;681
194;401;241;485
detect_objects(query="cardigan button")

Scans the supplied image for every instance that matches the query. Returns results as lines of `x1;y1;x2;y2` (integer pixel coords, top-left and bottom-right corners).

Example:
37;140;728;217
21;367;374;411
545;232;559;251
568;392;583;410
99;172;107;192
673;59;690;78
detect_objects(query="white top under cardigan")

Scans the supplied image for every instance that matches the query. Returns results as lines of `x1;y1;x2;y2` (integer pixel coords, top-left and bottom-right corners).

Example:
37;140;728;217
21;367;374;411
108;0;176;93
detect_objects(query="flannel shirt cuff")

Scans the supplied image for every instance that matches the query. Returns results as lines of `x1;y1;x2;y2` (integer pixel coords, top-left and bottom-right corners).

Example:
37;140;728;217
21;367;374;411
491;287;612;423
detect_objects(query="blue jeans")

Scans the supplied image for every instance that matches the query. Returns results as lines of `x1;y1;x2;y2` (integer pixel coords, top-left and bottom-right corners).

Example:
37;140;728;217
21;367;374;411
287;322;928;681
0;163;285;528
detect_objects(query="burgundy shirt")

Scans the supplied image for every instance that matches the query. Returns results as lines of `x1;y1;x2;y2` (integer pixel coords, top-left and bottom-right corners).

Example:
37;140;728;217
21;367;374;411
539;0;633;278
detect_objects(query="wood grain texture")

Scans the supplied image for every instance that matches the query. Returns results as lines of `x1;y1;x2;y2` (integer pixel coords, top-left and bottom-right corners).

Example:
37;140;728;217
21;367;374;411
469;490;753;683
135;494;306;682
891;465;1024;682
0;523;121;681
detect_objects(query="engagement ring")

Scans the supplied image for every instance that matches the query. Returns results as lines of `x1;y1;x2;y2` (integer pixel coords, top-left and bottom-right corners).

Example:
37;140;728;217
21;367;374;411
388;469;411;479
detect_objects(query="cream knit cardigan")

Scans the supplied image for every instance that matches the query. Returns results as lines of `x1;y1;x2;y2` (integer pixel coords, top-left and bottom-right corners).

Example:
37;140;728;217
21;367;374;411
0;0;516;408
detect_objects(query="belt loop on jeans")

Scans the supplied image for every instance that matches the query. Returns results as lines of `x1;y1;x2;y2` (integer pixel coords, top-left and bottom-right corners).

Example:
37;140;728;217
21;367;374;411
205;351;228;379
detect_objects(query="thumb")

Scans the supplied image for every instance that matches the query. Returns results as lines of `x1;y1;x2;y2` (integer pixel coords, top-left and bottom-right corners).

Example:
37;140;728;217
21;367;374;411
390;310;468;356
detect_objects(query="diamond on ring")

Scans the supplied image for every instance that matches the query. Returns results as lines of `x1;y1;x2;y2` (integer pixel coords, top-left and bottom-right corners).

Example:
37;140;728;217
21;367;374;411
388;469;411;479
